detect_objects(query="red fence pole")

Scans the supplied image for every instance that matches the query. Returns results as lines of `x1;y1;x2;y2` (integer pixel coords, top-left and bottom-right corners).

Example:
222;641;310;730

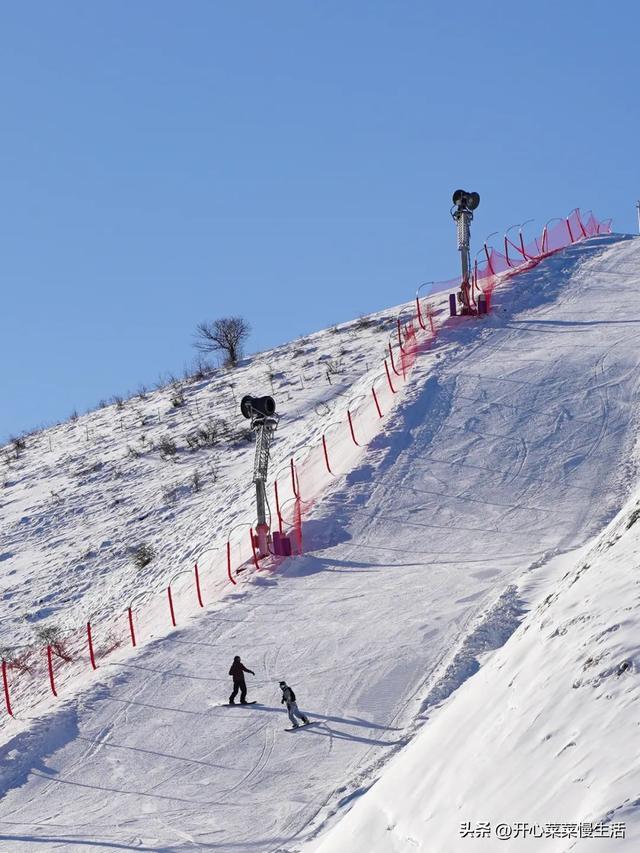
396;317;405;353
347;410;360;446
294;499;303;554
290;458;299;498
416;296;426;331
227;541;237;585
87;622;97;671
321;434;334;475
2;660;13;717
384;360;397;394
47;645;58;697
504;235;512;267
427;303;435;334
167;586;177;627
484;243;495;275
127;607;137;647
388;342;400;376
274;480;284;533
577;210;587;238
249;528;260;570
372;386;383;418
194;562;204;608
566;218;574;243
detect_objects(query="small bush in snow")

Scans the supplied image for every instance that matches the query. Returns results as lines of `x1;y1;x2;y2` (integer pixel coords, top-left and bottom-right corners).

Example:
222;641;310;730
11;436;26;458
185;356;213;382
355;315;376;330
162;485;180;505
34;624;63;645
186;418;221;451
198;419;220;447
158;435;178;457
133;543;156;569
34;623;73;660
226;427;253;448
170;384;186;408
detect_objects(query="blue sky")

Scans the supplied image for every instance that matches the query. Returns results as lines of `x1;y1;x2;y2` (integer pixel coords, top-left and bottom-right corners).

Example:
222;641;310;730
2;1;638;442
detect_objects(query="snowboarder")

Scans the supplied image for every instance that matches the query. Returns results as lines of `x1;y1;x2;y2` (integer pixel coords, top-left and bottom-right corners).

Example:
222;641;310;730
279;680;309;728
228;655;255;704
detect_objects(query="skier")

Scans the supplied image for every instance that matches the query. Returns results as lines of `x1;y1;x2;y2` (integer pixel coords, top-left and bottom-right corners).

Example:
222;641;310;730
228;655;255;705
279;680;309;728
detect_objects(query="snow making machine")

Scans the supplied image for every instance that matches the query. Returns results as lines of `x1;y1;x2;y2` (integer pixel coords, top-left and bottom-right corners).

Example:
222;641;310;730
240;394;284;558
450;188;485;316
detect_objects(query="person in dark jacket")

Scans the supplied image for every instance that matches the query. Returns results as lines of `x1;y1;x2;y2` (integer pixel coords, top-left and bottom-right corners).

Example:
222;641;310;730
228;655;255;704
279;680;309;727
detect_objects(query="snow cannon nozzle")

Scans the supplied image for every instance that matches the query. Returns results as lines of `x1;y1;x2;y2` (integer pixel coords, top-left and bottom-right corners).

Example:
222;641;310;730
240;394;276;420
452;189;480;213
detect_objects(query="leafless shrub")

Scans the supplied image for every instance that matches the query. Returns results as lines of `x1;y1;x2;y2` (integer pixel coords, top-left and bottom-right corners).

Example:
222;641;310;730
170;384;186;408
11;436;26;458
34;624;62;645
113;395;125;410
34;624;72;660
226;426;253;448
162;485;180;505
355;315;376;330
133;543;156;569
184;356;213;382
185;431;201;451
186;418;221;451
158;435;178;457
70;410;79;422
0;647;32;673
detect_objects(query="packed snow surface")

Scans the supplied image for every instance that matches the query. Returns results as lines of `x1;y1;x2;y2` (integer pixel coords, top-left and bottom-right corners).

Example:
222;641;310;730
1;234;639;851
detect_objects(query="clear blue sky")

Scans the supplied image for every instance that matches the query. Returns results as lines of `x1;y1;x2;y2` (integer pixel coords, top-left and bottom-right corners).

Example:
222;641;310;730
2;1;638;442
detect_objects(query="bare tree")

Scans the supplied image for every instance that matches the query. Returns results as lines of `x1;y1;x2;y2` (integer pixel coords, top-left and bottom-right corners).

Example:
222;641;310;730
194;317;250;367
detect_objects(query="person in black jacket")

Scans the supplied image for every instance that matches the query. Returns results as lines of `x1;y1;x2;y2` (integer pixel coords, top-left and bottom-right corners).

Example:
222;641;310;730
279;680;309;727
228;655;255;704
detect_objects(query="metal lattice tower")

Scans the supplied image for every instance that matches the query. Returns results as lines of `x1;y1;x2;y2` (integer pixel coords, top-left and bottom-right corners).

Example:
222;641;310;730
240;395;279;557
451;189;480;313
252;417;277;530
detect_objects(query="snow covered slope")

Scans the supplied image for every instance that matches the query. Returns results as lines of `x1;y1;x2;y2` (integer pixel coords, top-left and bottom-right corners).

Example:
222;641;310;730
307;490;640;853
1;233;639;851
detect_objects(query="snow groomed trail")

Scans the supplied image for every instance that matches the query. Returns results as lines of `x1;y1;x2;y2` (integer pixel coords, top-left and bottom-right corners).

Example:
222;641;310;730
2;234;640;851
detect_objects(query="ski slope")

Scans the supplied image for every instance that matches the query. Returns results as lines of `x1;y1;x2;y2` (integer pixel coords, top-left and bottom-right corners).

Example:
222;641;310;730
1;233;640;851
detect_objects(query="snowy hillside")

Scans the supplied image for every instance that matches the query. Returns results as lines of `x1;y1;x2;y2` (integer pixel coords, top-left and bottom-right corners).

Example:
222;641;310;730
1;231;639;852
306;236;640;853
307;493;640;853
